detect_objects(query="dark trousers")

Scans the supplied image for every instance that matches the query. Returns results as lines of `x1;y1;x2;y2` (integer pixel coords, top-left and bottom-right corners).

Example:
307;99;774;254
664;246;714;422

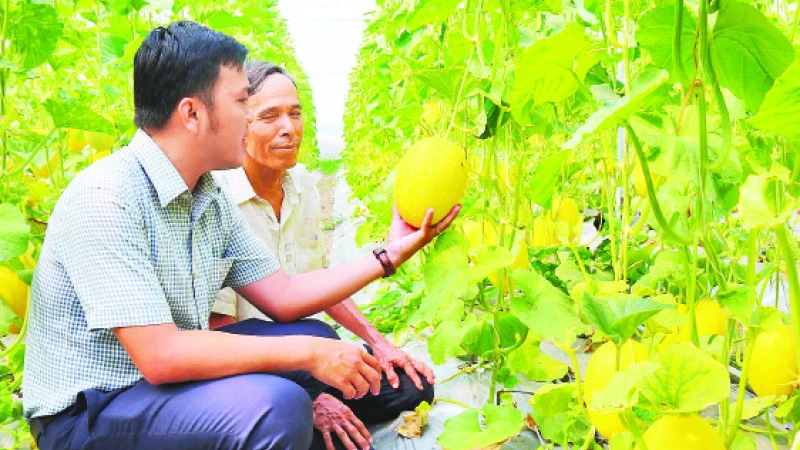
32;319;433;450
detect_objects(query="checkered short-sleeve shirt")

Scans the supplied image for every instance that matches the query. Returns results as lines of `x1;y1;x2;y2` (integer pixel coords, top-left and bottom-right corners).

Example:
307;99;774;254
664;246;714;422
23;130;280;419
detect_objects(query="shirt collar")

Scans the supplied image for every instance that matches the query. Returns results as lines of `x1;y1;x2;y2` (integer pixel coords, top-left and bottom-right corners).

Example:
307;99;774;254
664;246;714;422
130;130;221;207
215;166;304;205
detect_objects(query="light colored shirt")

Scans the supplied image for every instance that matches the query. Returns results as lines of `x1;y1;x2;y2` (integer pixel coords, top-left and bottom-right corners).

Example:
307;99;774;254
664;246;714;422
23;130;279;419
211;165;325;320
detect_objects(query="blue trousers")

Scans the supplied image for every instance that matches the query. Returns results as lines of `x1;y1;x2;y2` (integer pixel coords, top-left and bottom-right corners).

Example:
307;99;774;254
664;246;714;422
32;319;433;450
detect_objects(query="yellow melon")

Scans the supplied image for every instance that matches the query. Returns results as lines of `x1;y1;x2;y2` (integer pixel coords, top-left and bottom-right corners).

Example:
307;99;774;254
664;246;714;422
394;137;468;227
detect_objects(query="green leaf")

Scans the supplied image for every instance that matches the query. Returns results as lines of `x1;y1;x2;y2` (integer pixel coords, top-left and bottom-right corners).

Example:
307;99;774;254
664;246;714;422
752;306;785;331
461;313;528;358
471;245;515;280
438;405;524;450
461;319;496;359
529;383;591;444
581;293;670;346
713;1;795;111
729;431;756;450
638;342;730;413
44;99;116;135
774;395;800;424
0;383;12;420
11;3;64;69
749;56;800;140
415;231;516;324
205;10;250;29
563;69;669;149
511;23;594;123
509;0;561;15
510;269;589;343
736;395;776;421
0;204;29;262
717;285;756;326
507;334;569;381
590;361;659;412
101;34;128;64
636;6;697;79
528;151;569;209
738;169;799;229
495;312;529;351
530;383;577;418
609;432;637;450
406;0;462;31
415;67;475;101
429;314;476;364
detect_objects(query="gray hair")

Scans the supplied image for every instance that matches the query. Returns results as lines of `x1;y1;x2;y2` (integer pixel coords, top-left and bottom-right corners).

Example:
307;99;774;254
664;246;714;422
245;60;297;96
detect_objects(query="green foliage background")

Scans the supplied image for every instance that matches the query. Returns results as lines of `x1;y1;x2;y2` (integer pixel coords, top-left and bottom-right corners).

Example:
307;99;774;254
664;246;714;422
343;0;800;447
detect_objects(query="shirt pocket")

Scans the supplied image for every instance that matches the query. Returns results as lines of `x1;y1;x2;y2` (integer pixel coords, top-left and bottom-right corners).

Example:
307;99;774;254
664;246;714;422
293;237;325;273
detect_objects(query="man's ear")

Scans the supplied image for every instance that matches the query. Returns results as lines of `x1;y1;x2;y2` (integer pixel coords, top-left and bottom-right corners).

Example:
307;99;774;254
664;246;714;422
176;97;202;134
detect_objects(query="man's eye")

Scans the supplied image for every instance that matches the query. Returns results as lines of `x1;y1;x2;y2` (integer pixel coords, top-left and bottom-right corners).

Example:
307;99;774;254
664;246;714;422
261;115;278;122
290;111;302;118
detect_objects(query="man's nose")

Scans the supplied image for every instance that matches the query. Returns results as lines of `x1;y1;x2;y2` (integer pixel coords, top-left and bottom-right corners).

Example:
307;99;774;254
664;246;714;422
279;115;294;137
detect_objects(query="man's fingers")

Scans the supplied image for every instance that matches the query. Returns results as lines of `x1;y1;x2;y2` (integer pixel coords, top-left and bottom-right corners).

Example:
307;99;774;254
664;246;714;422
339;382;356;400
418;208;435;231
412;358;436;385
363;351;381;373
402;361;425;391
342;420;370;450
334;424;358;450
350;374;370;399
383;361;400;389
434;204;462;232
359;360;382;396
349;413;373;446
323;430;336;450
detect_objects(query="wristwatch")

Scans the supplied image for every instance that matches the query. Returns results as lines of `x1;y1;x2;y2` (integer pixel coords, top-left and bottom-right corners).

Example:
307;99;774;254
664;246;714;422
372;247;396;278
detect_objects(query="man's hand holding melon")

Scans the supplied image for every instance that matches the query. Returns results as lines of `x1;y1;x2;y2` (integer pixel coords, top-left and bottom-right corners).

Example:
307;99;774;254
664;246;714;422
384;137;467;267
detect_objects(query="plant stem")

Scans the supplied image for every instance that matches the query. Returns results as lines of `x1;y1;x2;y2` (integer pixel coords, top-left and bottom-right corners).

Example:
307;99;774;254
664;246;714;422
621;0;632;95
682;245;700;346
570;245;594;290
432;398;471;409
444;47;474;141
726;332;756;447
622;410;648;450
626;123;691;245
602;135;622;279
773;225;800;366
763;413;781;450
438;364;482;384
568;346;590;417
673;0;690;88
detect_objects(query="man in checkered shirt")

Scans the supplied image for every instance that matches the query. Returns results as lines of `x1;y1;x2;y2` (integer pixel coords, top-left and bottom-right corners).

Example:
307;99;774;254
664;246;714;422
23;21;459;450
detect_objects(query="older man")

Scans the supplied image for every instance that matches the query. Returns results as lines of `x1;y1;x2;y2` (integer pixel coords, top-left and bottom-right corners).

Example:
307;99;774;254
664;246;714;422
209;61;436;450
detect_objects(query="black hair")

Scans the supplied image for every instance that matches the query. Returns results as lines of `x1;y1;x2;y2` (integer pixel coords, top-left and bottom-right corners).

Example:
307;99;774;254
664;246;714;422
133;21;248;131
245;60;297;96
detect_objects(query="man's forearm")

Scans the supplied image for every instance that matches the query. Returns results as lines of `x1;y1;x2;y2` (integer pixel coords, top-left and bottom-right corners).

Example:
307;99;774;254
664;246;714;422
238;251;394;323
130;327;316;384
325;298;385;346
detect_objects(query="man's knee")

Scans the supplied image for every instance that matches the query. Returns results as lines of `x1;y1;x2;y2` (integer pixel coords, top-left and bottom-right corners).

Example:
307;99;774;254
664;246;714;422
234;376;314;450
297;319;339;340
400;376;434;409
382;375;435;418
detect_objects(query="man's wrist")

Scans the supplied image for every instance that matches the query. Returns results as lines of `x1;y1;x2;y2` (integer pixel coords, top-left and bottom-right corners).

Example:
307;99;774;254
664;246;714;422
383;242;406;270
